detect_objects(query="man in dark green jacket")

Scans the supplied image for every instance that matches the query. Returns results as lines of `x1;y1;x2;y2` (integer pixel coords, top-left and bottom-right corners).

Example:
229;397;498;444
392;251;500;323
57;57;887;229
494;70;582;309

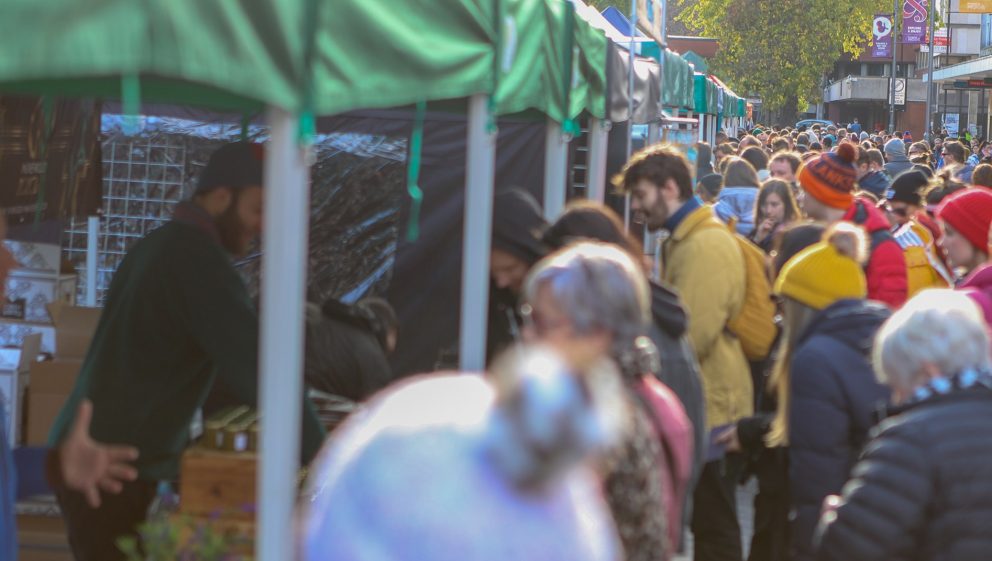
49;143;326;561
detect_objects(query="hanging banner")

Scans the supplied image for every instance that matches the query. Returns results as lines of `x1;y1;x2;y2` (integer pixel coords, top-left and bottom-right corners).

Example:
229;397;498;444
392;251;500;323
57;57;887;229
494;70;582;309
902;0;928;44
872;14;894;58
961;0;992;13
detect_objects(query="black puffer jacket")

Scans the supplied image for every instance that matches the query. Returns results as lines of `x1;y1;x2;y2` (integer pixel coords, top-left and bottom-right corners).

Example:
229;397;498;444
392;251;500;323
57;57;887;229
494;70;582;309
816;387;992;561
647;282;706;503
304;302;393;402
788;300;891;561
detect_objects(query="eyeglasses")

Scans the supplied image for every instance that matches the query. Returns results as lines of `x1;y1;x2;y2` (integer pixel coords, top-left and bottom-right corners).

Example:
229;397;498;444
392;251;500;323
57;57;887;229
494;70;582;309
519;303;571;336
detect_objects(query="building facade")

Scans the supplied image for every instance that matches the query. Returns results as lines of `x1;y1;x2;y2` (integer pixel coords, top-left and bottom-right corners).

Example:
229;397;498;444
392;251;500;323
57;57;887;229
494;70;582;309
820;0;984;139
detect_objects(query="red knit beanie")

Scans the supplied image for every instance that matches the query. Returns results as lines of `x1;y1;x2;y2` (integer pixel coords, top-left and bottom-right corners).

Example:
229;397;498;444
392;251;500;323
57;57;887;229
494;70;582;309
936;187;992;254
798;142;858;209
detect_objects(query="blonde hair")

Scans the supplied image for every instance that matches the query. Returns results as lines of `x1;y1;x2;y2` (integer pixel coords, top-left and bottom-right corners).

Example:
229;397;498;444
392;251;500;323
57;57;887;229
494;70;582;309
765;298;820;447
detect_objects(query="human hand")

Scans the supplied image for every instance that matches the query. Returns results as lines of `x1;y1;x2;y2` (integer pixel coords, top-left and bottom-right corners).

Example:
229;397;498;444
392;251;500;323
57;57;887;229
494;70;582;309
714;425;741;453
59;400;140;508
756;218;776;240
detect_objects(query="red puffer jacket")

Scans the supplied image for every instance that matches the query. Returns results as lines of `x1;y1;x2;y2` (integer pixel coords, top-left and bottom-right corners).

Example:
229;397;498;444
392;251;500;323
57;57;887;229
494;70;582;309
845;199;908;309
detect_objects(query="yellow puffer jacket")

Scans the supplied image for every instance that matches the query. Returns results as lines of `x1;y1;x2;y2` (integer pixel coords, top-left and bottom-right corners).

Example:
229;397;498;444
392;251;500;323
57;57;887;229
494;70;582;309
661;204;753;429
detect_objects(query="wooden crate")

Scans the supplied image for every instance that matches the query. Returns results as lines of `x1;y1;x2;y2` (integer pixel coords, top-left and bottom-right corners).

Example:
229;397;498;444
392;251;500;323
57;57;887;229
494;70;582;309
179;447;257;521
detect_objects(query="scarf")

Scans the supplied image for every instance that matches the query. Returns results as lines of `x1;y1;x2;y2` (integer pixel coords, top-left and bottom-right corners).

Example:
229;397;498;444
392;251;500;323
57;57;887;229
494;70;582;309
903;367;992;407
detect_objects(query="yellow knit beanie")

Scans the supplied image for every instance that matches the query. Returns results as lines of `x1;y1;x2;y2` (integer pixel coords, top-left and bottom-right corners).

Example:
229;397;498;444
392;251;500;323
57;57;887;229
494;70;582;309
774;223;868;310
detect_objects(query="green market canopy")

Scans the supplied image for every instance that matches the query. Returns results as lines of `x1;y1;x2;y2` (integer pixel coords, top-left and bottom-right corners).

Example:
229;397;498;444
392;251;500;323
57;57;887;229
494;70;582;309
662;49;693;111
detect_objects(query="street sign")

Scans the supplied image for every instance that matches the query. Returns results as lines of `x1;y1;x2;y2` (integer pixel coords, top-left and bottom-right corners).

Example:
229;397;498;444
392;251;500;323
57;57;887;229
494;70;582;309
921;27;950;54
893;78;907;105
961;0;992;13
945;114;960;137
950;79;992;89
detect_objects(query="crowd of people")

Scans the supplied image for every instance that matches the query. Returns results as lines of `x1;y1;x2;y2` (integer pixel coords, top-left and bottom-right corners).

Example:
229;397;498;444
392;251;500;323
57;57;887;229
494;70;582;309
420;122;992;561
8;122;992;561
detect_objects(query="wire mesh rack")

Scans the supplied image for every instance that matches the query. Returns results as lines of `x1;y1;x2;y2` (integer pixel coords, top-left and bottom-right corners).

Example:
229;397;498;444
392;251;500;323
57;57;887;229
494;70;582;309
62;137;191;305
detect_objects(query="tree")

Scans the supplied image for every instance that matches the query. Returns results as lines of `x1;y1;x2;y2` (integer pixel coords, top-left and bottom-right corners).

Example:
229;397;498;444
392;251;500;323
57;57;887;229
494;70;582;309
678;0;889;115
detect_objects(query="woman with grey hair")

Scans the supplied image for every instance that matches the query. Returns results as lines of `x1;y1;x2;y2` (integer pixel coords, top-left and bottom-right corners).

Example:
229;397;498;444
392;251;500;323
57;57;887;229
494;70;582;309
816;289;992;561
524;242;678;561
299;346;625;561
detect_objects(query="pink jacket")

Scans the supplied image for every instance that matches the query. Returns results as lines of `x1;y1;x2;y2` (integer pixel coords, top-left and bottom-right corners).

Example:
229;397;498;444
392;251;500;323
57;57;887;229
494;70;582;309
634;375;694;552
960;264;992;326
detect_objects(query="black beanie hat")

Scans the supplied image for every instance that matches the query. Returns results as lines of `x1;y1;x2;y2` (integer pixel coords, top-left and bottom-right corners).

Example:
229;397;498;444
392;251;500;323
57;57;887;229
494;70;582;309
492;188;549;266
887;170;929;206
698;173;724;199
196;142;265;194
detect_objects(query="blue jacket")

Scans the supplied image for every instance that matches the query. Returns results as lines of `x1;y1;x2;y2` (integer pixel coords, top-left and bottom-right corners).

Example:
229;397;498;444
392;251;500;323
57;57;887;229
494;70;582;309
713;187;757;236
788;300;891;561
956;162;976;183
0;402;15;561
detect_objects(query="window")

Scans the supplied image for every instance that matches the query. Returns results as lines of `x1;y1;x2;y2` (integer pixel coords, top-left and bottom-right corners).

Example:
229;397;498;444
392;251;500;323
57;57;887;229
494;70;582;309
982;14;992;52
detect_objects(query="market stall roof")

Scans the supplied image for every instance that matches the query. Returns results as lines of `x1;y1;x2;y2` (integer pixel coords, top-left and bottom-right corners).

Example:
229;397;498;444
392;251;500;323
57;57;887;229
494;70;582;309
663;49;694;110
693;72;720;115
0;0;311;112
682;51;709;74
495;0;605;122
708;74;745;118
595;6;662;61
0;0;614;125
570;4;609;120
607;44;661;124
314;0;496;116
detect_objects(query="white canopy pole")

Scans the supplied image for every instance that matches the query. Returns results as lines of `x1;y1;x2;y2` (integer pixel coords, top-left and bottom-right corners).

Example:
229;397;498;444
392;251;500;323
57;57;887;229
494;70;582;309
85;216;99;306
257;107;309;561
587;118;609;203
543;119;568;220
647;122;660;145
460;94;497;371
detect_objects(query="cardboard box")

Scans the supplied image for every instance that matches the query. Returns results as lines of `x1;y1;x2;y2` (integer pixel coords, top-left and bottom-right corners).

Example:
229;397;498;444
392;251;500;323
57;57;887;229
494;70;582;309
22;306;98;446
5;272;77;323
46;304;100;359
26;360;82;446
0;334;41;445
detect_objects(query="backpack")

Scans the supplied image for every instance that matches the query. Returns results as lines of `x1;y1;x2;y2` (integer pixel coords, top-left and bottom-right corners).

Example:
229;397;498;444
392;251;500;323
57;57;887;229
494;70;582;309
703;219;778;361
881;223;952;297
852;204;951;299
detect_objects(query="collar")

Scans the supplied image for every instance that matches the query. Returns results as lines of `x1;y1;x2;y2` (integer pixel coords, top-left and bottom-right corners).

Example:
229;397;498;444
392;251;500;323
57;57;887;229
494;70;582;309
663;196;703;234
172;201;222;245
885;368;992;419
